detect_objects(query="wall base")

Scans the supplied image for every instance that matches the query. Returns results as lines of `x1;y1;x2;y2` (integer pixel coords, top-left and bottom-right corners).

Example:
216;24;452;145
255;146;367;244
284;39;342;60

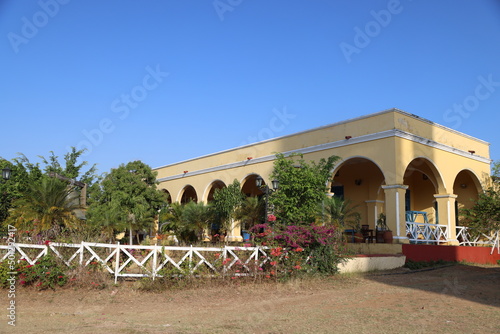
338;254;406;274
402;244;500;265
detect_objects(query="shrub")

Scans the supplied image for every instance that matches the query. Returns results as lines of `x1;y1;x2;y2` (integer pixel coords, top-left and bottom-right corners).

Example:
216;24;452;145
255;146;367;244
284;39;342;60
251;223;347;280
17;255;67;290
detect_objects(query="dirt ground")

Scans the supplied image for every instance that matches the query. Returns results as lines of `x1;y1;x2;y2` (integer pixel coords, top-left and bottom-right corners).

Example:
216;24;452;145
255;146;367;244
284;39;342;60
1;264;499;334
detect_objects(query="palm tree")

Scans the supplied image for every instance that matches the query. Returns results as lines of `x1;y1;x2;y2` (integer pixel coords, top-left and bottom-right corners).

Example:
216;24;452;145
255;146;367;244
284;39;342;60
319;195;360;228
180;201;213;243
7;177;82;239
234;196;264;230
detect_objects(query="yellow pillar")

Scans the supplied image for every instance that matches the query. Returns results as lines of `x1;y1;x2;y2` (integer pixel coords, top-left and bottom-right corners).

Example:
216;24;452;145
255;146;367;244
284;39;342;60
382;185;409;244
433;194;459;245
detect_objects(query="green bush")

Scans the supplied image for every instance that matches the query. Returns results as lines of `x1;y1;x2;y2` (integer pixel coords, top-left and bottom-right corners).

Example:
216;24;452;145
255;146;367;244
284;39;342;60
17;255;68;290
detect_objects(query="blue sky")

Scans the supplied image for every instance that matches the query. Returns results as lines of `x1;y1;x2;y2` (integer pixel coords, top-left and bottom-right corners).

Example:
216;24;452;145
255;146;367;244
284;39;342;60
1;0;499;176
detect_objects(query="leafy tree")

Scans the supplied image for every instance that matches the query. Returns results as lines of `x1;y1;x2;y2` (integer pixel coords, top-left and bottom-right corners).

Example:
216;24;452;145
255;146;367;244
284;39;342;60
492;160;500;185
6;177;82;240
460;160;500;239
460;188;500;237
235;196;264;231
87;161;167;244
269;153;340;225
39;147;98;185
212;179;245;233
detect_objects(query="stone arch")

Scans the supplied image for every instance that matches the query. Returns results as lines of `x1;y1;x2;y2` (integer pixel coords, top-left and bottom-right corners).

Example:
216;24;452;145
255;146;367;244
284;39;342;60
160;188;172;204
453;169;482;225
204;180;226;202
331;157;386;227
403;157;446;223
241;173;264;197
179;185;198;204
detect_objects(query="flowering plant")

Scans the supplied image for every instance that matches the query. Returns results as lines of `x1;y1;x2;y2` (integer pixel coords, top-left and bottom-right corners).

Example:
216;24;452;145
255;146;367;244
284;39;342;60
250;223;346;280
17;255;67;290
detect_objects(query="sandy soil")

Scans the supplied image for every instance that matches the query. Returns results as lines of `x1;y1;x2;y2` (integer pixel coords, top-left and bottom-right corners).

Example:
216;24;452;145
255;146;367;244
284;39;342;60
1;264;499;334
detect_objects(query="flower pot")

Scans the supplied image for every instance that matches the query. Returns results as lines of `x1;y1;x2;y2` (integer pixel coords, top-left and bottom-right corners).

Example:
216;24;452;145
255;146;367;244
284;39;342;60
383;230;393;244
354;232;364;243
376;230;385;243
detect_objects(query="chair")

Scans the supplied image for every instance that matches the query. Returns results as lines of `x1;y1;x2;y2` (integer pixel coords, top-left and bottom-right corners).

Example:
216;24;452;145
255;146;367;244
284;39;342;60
361;225;375;243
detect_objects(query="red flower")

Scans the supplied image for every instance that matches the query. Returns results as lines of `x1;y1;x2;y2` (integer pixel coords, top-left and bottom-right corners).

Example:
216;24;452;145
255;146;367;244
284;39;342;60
270;247;283;257
270;261;277;266
267;214;276;222
44;240;50;245
58;275;64;279
294;247;304;252
294;265;302;270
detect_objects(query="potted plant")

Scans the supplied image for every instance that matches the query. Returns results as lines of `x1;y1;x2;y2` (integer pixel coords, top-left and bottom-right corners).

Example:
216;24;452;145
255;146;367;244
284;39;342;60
376;213;392;243
349;214;364;243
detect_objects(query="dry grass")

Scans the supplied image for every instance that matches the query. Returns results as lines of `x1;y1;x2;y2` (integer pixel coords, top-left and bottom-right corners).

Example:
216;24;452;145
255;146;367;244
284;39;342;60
1;264;499;333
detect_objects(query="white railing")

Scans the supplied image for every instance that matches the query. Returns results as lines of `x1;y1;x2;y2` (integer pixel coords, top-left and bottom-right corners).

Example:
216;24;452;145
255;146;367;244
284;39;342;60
406;222;498;252
0;242;271;283
456;226;498;250
405;221;449;244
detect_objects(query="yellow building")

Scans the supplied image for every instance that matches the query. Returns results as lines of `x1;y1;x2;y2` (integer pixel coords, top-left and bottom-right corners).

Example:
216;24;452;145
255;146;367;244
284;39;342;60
154;108;491;244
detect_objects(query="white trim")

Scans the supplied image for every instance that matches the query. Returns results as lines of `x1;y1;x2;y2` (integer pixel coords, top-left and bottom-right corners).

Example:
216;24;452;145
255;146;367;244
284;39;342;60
396;191;400;237
433;194;458;199
157;129;490;182
381;184;409;190
365;200;385;203
393;130;490;164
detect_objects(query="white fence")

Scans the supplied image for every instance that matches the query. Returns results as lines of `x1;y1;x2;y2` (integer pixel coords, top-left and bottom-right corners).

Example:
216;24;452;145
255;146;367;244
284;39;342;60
0;242;271;283
406;221;449;244
406;222;498;253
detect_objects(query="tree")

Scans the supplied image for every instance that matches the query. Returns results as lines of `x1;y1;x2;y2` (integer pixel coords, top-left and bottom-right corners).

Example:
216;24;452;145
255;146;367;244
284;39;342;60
87;161;167;244
460;188;500;238
0;148;99;225
212;179;245;233
460;160;500;239
181;201;214;243
6;177;82;240
318;196;360;227
269;153;340;225
492;160;500;185
235;196;264;231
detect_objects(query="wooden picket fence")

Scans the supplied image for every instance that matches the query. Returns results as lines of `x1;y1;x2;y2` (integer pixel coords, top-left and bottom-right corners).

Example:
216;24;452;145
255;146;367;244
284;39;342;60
0;242;271;283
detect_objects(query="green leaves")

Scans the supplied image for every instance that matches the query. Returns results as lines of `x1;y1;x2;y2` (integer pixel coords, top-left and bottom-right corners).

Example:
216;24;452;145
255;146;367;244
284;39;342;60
270;153;340;225
212;179;244;231
461;187;500;236
87;161;168;243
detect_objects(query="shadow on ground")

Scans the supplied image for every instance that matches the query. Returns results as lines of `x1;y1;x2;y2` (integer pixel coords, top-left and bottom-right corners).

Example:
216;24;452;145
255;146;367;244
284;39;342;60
364;264;500;308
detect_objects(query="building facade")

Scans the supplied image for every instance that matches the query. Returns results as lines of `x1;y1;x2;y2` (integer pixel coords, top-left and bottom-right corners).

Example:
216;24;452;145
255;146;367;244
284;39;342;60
154;109;491;243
